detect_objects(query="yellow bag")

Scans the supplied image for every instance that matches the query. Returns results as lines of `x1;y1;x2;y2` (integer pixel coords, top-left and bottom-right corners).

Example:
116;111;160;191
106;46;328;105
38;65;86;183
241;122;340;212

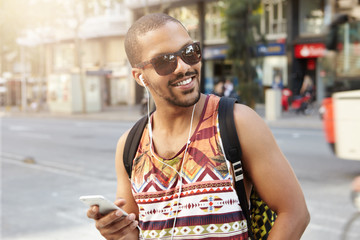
250;189;277;240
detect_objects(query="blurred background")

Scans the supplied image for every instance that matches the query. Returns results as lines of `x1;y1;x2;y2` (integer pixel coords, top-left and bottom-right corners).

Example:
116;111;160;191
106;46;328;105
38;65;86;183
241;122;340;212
0;0;359;113
1;0;360;239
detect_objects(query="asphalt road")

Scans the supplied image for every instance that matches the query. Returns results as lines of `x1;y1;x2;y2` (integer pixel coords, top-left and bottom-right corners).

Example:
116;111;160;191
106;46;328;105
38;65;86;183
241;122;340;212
1;117;360;240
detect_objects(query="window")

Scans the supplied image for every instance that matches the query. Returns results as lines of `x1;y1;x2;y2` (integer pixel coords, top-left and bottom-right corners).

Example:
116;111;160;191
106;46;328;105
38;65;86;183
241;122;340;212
205;1;226;44
299;0;325;35
336;22;360;78
168;5;200;41
261;0;287;37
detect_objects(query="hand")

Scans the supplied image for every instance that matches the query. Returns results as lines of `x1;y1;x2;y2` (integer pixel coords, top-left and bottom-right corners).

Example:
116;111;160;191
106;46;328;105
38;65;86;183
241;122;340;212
87;198;139;240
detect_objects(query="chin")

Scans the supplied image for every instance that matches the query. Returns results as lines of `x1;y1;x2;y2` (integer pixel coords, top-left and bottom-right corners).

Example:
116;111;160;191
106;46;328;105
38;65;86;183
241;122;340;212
179;89;201;107
166;88;200;108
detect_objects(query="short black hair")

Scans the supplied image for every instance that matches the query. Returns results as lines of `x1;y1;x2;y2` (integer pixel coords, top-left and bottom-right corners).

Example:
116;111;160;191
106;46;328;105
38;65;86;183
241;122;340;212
124;13;186;67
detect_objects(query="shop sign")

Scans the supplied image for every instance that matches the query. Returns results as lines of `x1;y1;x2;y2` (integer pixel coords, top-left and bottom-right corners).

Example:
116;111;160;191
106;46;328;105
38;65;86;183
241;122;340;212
294;43;326;58
203;46;228;60
257;43;285;56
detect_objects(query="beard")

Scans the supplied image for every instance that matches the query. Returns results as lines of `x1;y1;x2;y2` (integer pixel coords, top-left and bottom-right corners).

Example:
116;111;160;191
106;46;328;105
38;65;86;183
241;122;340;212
165;86;201;107
151;70;201;108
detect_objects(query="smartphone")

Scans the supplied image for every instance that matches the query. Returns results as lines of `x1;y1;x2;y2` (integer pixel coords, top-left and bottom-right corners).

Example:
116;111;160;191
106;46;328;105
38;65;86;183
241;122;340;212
79;195;128;216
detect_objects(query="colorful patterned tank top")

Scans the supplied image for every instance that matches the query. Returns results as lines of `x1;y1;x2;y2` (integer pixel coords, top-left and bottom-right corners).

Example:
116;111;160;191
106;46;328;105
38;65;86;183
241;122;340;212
131;94;248;239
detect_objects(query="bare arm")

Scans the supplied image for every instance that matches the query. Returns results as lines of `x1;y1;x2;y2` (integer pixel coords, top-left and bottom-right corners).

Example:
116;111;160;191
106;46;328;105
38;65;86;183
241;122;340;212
87;130;140;240
114;130;140;238
234;104;310;240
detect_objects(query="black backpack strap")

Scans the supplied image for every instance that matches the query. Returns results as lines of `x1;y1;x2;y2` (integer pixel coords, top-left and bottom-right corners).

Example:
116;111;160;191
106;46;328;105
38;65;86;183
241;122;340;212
218;97;253;239
123;115;148;178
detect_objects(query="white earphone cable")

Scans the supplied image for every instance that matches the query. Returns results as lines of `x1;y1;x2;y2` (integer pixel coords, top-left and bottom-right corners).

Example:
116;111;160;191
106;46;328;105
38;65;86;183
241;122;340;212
169;104;196;240
141;83;197;239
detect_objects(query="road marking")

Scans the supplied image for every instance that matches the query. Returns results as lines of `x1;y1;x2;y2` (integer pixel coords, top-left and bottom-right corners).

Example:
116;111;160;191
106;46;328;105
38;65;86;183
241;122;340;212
18;132;52;139
8;125;31;131
1;152;114;182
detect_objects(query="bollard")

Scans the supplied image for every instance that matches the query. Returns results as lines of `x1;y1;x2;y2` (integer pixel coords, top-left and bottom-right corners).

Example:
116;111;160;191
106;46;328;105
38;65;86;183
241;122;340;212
351;176;360;211
265;89;282;121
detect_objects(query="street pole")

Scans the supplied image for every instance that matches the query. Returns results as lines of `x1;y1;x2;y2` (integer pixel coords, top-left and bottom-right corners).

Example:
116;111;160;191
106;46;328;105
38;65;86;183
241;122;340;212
20;45;27;111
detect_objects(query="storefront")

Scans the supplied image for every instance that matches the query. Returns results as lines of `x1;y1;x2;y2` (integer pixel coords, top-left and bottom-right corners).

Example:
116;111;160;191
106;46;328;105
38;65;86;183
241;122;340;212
257;42;287;89
293;42;326;99
286;0;328;99
202;45;231;94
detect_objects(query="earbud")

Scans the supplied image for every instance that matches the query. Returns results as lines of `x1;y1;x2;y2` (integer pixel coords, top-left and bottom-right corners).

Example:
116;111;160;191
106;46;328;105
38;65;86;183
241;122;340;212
139;74;145;86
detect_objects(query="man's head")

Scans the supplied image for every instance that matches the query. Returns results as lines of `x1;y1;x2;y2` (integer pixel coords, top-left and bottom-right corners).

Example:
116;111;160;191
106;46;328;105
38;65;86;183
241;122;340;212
124;13;186;67
125;13;202;108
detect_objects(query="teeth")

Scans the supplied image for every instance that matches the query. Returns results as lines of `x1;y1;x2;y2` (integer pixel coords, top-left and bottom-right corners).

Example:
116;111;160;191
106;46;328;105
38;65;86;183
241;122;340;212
175;78;192;86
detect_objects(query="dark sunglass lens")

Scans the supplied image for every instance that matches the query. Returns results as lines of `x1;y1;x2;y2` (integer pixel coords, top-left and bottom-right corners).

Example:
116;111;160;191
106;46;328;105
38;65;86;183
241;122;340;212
182;43;201;65
152;54;177;76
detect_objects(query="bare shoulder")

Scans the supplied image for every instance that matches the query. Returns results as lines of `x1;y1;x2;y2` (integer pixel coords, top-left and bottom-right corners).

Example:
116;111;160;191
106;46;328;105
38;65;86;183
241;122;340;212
230;104;310;236
115;128;139;214
233;103;270;136
115;128;131;171
232;103;281;182
117;129;131;154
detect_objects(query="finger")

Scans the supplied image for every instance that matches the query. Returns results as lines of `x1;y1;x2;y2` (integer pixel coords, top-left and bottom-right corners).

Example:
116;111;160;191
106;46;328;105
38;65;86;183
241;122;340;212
113;220;139;236
102;217;139;237
87;205;101;220
95;209;130;230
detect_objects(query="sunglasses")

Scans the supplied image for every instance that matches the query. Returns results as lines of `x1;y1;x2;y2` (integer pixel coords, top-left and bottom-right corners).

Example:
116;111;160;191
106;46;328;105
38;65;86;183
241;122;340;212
135;42;202;76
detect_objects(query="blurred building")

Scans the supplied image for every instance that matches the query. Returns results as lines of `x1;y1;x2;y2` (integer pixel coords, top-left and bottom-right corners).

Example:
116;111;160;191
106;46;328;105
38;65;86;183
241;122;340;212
5;0;360;113
44;0;133;113
288;0;360;103
12;0;133;113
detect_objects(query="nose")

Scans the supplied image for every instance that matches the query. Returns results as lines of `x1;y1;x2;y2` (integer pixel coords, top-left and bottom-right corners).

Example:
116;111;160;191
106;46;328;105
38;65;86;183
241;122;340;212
173;56;190;75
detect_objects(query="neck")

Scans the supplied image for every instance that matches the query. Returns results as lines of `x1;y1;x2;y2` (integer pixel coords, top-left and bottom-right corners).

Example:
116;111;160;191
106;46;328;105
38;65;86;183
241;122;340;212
152;94;206;134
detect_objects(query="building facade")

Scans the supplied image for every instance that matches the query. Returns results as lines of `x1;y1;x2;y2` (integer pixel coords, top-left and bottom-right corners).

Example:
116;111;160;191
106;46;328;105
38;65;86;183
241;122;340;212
6;0;360;112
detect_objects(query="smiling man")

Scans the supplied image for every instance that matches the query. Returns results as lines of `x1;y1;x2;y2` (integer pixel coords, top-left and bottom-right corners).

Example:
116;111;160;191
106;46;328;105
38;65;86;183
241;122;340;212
87;13;309;240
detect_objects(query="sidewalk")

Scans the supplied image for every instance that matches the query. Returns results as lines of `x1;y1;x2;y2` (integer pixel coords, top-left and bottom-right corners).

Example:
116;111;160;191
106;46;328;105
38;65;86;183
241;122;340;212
0;103;323;129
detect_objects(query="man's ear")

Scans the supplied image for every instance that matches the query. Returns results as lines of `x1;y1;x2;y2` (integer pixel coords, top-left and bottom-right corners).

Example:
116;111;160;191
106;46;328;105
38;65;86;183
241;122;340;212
132;69;146;87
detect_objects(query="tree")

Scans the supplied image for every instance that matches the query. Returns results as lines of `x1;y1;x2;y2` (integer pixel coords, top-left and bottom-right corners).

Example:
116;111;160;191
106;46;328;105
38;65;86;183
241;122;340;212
225;0;263;108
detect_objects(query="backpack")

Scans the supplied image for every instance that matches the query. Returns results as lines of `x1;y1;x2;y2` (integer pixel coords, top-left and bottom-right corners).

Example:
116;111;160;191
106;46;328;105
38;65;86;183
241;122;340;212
123;97;276;240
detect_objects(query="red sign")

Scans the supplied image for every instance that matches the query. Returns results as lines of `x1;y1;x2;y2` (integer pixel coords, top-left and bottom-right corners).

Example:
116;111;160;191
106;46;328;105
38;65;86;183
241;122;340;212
307;58;316;70
294;43;326;58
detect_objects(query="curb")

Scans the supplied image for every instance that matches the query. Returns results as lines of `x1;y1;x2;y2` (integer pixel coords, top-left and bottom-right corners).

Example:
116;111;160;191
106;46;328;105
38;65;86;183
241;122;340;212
0;106;322;129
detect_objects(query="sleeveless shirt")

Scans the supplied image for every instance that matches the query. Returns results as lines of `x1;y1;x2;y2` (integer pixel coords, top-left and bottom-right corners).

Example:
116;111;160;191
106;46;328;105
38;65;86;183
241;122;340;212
131;94;248;239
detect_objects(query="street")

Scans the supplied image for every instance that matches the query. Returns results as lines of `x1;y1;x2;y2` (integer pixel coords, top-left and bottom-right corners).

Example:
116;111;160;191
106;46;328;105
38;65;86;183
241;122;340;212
1;117;360;240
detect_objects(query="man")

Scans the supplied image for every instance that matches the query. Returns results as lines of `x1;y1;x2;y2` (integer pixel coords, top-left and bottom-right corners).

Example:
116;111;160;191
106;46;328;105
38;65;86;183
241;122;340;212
87;13;310;239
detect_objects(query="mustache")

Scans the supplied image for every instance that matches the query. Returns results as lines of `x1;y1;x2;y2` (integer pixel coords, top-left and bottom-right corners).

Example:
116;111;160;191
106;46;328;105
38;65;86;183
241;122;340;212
169;70;199;85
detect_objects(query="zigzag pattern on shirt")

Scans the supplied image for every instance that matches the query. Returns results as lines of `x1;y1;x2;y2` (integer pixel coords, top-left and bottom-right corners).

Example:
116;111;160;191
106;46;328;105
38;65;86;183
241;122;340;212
133;180;234;201
132;162;231;193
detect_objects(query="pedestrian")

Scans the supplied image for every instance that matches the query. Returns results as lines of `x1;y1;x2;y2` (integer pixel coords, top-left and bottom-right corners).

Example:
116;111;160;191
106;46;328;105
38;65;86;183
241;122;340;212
224;78;234;97
87;13;310;239
272;72;283;90
211;80;224;96
300;74;314;97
